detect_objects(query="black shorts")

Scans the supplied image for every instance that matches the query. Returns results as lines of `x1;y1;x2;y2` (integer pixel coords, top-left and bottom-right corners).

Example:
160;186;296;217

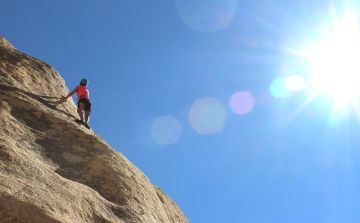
78;97;91;114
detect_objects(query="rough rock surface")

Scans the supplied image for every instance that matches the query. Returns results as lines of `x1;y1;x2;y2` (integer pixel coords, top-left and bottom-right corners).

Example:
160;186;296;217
0;37;188;223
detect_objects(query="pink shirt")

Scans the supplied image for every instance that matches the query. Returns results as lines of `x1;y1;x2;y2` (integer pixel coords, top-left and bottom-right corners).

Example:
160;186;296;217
76;85;89;100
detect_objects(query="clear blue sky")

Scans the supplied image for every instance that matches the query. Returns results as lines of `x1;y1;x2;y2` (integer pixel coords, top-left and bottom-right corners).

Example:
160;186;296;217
2;1;360;222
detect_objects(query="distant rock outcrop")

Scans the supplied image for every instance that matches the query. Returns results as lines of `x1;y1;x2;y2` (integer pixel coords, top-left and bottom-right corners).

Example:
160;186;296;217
0;37;188;223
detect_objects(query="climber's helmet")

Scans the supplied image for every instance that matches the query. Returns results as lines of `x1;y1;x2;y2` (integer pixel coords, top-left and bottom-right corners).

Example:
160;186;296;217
80;78;89;86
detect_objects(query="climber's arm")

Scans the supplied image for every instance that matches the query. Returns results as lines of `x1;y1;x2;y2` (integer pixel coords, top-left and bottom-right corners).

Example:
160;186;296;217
62;86;79;100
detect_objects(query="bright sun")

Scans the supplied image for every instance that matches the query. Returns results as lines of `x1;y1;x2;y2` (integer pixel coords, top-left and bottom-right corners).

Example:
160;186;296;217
310;12;360;107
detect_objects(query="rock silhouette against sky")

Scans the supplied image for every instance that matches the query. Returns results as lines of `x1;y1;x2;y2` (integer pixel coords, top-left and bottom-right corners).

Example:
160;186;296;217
0;37;188;223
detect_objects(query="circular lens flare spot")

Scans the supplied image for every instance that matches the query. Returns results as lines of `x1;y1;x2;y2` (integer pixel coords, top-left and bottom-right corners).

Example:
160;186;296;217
150;115;182;145
229;91;256;114
176;0;237;33
270;77;292;98
189;97;228;134
285;75;305;91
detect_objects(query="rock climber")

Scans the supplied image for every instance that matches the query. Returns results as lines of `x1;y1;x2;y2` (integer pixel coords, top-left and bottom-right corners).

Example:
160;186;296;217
62;78;91;129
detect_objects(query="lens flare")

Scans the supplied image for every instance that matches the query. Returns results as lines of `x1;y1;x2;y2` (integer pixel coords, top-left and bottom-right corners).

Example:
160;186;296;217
270;77;292;98
309;9;360;107
150;115;182;145
189;97;228;134
176;0;237;33
229;91;256;114
285;75;305;91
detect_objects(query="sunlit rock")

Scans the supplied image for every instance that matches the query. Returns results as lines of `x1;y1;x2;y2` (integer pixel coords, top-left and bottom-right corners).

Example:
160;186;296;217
0;37;189;223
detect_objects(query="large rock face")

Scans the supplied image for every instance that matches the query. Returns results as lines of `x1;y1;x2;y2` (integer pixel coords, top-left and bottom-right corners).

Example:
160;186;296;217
0;37;188;223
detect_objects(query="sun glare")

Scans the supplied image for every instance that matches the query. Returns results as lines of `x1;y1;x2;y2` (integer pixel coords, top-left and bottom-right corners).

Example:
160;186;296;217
310;11;360;107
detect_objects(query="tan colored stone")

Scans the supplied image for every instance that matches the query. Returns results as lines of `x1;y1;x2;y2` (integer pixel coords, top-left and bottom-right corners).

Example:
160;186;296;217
0;37;188;223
